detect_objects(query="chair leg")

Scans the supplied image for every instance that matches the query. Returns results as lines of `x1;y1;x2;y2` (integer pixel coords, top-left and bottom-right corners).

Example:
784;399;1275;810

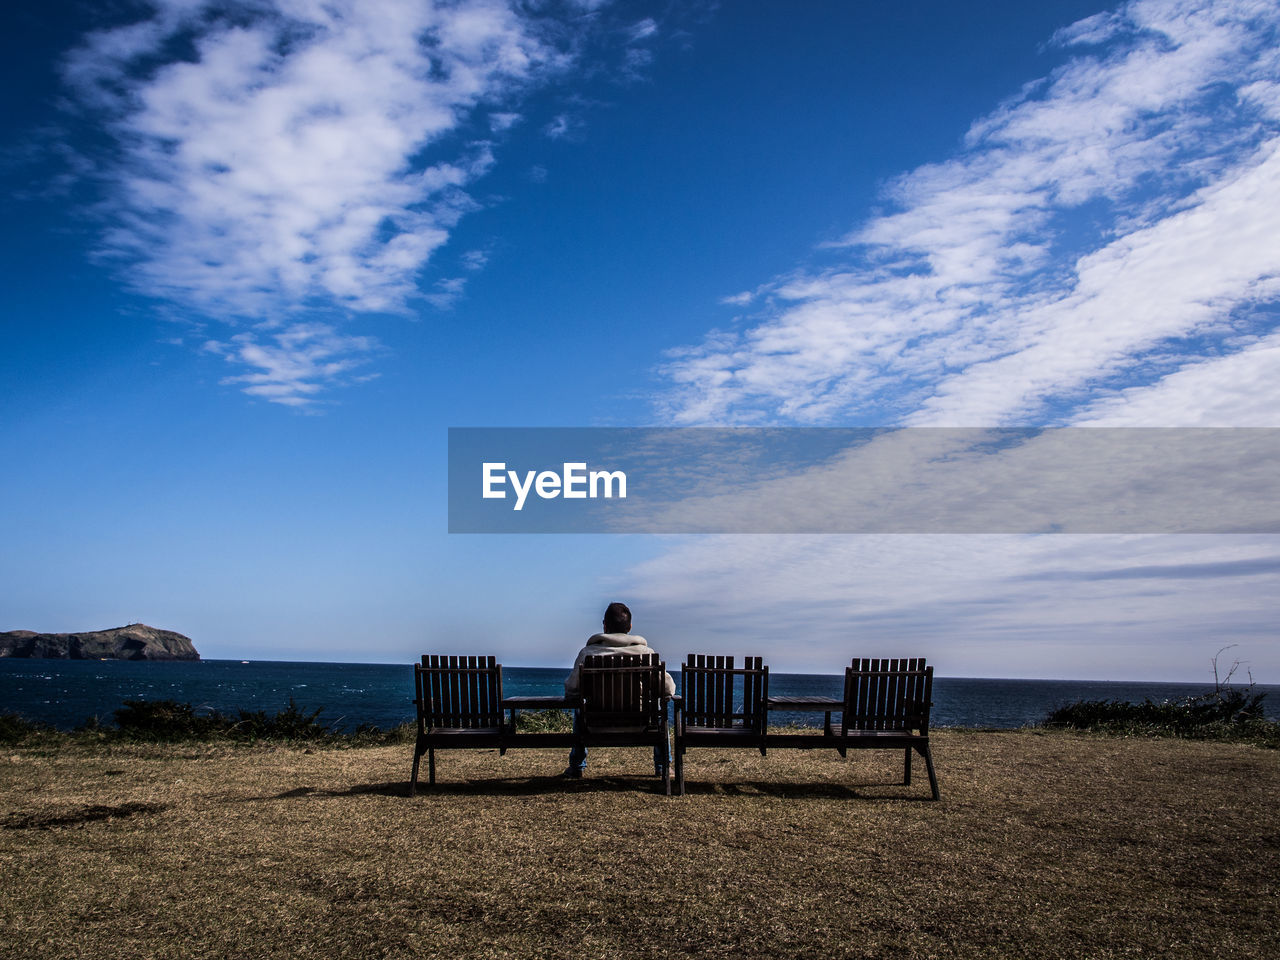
904;746;912;786
922;743;940;801
428;747;436;786
661;723;672;796
409;742;422;797
674;744;684;796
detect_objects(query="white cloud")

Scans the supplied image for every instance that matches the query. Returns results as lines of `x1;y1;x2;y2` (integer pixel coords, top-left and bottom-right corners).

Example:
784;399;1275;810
606;428;1280;535
69;1;565;319
488;111;522;131
661;0;1280;428
625;533;1280;680
424;276;469;310
1075;333;1280;425
543;113;574;139
639;0;1280;683
206;323;379;407
628;18;658;43
910;138;1280;425
62;0;586;403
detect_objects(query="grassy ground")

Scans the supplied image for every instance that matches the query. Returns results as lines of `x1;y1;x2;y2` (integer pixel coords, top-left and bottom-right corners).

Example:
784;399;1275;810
1;730;1276;959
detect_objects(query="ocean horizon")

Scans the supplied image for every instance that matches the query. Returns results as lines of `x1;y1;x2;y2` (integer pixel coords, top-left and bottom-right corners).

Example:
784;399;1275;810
3;657;1276;732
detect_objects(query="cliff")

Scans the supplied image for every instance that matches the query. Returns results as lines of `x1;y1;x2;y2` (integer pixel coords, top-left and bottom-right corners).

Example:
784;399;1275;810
0;624;200;661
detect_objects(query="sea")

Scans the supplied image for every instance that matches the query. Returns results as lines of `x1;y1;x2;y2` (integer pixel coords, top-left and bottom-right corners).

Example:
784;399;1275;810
3;658;1277;731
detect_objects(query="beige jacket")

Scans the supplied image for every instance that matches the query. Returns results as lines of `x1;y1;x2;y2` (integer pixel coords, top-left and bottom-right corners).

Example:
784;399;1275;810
563;632;677;697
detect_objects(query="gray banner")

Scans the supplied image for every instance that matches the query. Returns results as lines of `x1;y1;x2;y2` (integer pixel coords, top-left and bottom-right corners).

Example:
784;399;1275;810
447;428;1280;534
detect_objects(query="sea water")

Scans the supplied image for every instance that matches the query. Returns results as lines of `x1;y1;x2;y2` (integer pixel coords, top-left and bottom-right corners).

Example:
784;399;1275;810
3;658;1277;731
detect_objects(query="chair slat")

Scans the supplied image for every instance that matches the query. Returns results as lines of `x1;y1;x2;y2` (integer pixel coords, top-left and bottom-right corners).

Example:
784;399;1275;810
680;654;767;729
416;654;505;731
844;659;934;734
581;653;666;732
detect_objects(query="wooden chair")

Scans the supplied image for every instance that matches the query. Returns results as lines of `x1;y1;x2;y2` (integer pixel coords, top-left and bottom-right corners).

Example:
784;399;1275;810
409;654;505;795
579;653;672;795
841;657;938;800
761;657;939;800
673;655;768;796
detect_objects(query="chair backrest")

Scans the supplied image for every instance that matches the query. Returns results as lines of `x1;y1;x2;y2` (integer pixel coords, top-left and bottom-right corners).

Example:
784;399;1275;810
842;657;933;734
415;655;504;732
580;653;665;732
681;654;768;733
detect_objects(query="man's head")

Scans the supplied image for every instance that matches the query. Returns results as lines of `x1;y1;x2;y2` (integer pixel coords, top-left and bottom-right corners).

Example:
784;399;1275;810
603;601;631;634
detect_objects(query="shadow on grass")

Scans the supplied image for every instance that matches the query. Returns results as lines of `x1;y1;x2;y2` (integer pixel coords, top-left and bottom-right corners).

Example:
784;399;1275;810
2;801;168;830
237;768;937;800
673;780;937;800
254;776;678;799
257;776;936;800
389;775;674;798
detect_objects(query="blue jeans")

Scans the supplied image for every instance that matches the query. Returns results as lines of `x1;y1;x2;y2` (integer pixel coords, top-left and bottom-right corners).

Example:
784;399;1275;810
568;711;670;774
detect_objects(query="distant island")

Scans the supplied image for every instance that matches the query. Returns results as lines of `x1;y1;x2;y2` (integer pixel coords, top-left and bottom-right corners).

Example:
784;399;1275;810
0;624;200;661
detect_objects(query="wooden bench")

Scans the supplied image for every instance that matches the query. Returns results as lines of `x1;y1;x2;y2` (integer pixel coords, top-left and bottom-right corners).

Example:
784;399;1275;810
672;654;769;796
675;656;940;799
409;653;673;794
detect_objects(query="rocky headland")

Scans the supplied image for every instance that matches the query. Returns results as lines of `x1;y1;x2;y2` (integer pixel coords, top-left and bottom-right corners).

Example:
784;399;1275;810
0;624;200;660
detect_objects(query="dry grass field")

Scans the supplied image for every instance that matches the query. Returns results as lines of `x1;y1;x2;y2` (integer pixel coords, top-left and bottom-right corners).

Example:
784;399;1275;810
1;730;1276;959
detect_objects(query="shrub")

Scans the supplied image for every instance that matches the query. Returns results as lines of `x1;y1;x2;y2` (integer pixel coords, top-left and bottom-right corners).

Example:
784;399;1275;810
228;699;330;741
514;709;574;733
0;713;46;744
1043;649;1276;747
110;698;334;742
1046;687;1266;730
105;699;418;745
114;700;224;740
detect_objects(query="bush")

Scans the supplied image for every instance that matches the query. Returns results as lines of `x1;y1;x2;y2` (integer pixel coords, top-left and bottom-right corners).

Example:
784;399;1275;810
1047;687;1265;728
514;709;574;733
0;712;47;744
348;721;415;746
109;698;377;743
114;700;225;740
1043;654;1276;748
104;699;427;746
227;700;330;741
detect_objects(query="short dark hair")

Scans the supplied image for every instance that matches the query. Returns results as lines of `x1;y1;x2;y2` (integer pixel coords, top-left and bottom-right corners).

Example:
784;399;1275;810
603;602;631;634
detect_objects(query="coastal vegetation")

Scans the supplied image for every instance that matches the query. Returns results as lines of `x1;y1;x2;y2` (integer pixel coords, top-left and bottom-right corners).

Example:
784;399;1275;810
1042;685;1277;746
5;680;1276;750
0;700;413;748
1042;649;1277;748
0;699;577;748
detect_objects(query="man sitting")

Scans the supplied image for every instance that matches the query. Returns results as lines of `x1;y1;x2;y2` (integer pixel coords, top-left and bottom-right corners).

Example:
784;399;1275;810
563;601;675;778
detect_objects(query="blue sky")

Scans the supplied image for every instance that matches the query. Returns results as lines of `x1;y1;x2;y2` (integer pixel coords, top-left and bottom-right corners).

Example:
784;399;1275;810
2;0;1278;681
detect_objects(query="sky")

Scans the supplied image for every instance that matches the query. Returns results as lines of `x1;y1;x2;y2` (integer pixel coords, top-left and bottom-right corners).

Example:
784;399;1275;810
2;0;1278;681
